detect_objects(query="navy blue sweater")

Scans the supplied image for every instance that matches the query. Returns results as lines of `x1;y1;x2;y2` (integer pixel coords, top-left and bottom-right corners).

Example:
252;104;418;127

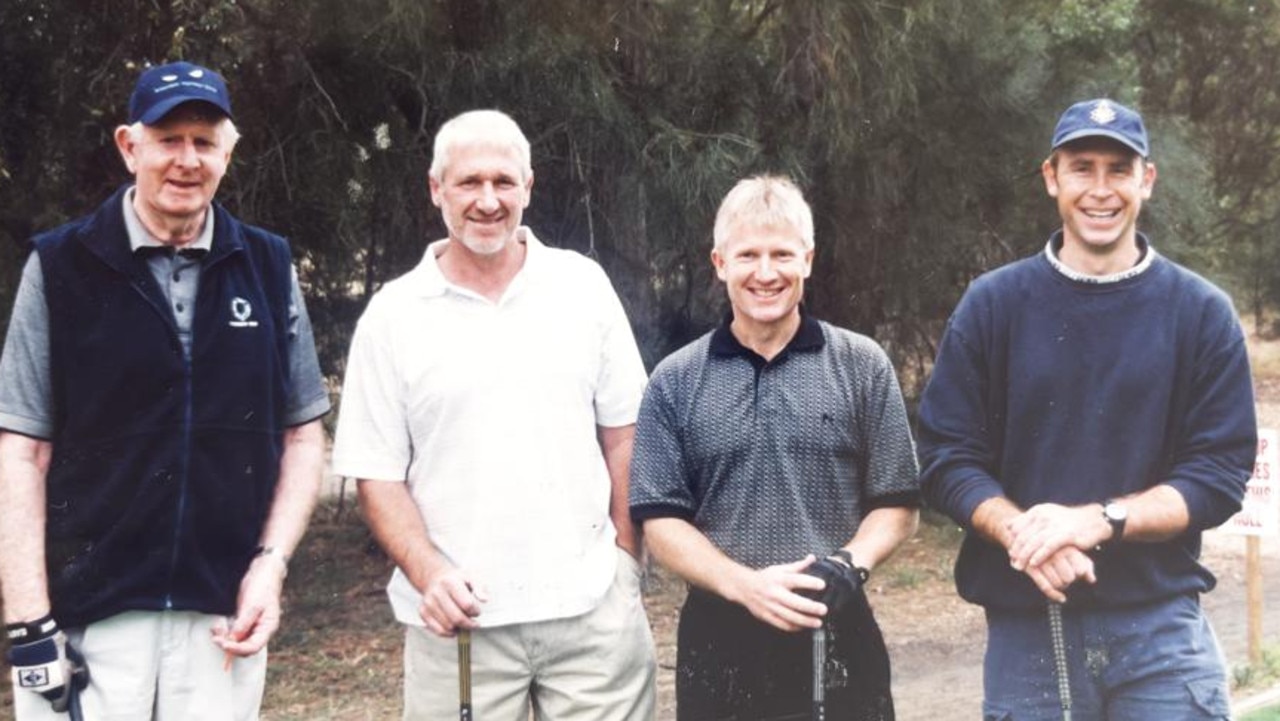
36;185;294;627
918;239;1255;611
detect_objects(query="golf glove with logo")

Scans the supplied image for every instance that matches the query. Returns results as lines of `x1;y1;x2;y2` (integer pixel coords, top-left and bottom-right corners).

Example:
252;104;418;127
802;554;868;615
6;614;89;713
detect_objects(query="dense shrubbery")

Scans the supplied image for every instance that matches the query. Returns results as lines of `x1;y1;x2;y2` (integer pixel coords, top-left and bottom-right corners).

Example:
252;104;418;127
4;0;1279;389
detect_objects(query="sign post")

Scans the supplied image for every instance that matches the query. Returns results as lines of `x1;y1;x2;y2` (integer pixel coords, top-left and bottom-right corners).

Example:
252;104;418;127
1221;428;1279;665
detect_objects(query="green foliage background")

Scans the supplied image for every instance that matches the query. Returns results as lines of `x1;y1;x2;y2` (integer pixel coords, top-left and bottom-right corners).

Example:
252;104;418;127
3;0;1279;393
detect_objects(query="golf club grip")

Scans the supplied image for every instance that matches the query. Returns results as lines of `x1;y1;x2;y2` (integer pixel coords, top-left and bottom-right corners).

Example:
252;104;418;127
458;629;472;721
812;626;826;721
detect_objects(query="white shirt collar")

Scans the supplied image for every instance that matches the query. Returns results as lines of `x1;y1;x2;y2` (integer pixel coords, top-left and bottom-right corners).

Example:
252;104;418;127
412;226;543;300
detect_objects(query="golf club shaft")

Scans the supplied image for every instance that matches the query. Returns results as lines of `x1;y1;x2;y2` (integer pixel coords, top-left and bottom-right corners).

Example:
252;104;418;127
458;628;472;721
1048;603;1072;721
68;682;84;721
812;625;826;721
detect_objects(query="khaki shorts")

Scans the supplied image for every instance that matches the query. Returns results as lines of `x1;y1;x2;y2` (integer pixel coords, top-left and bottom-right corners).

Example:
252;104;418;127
12;610;266;721
403;547;656;720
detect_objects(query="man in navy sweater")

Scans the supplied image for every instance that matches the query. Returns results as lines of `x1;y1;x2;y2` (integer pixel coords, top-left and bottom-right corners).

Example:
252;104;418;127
918;98;1256;719
0;62;329;719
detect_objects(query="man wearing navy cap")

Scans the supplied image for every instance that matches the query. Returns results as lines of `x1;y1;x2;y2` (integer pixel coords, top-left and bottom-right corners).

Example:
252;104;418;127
918;98;1255;718
0;60;329;719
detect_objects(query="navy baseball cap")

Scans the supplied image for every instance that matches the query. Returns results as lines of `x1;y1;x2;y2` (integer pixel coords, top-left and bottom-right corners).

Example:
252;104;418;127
1051;99;1148;158
128;61;233;125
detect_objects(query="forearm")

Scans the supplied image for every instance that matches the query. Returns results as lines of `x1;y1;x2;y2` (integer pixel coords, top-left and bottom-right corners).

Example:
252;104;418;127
0;432;52;622
357;479;448;592
599;424;640;557
842;506;919;572
642;517;752;603
257;420;326;559
971;495;1022;548
1112;484;1190;543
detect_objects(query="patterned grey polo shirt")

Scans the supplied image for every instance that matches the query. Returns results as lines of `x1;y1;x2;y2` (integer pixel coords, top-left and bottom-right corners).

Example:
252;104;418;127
630;315;920;569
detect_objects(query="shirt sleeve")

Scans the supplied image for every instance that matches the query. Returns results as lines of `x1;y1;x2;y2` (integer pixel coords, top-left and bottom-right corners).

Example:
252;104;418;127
589;264;647;428
330;296;412;482
860;344;922;509
284;266;332;426
1164;295;1256;530
0;253;54;438
916;300;1006;529
628;367;697;523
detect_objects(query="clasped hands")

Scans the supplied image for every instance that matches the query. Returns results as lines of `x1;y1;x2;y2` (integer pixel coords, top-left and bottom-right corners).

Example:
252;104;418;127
1005;502;1112;603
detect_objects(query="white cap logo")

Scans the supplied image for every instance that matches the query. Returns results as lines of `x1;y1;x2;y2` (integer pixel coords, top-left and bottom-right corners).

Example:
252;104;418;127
161;74;178;82
189;69;205;78
1090;100;1117;125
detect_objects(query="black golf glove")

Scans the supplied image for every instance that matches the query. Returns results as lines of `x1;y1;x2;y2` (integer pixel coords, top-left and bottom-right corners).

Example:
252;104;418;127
801;555;867;615
6;615;89;713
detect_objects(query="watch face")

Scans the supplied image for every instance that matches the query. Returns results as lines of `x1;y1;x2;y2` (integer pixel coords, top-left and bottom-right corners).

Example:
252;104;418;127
1104;502;1128;522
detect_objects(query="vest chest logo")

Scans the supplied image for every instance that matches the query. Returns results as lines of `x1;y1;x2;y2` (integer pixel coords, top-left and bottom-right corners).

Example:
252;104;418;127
229;297;259;328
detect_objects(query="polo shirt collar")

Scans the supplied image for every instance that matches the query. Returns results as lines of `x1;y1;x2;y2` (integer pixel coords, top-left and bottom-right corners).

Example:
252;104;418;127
122;186;215;255
710;309;825;362
412;226;543;299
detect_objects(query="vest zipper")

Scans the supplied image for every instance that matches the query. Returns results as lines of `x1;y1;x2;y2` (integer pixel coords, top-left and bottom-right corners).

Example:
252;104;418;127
163;352;195;609
129;273;193;610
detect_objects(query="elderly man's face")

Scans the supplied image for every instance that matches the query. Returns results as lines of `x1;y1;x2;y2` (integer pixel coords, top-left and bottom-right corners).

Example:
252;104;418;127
116;103;231;235
429;141;532;256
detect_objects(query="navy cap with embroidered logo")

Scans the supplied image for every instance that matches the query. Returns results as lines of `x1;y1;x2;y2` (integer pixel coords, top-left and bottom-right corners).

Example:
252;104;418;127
1050;98;1149;158
128;61;234;126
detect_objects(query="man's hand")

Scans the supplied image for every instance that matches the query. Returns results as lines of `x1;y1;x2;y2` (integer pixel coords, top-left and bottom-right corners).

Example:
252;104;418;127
724;555;826;633
418;564;488;638
6;618;89;713
800;556;865;615
1022;546;1097;603
213;550;288;657
1006;502;1110;571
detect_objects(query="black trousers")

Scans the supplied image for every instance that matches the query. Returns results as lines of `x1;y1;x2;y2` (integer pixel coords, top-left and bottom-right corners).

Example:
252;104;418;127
676;588;894;721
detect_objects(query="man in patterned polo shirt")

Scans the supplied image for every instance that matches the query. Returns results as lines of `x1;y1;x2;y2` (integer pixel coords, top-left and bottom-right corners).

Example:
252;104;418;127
630;175;920;720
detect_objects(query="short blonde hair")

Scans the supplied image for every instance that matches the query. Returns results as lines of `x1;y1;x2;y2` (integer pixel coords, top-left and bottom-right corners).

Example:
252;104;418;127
712;175;814;251
429;109;532;183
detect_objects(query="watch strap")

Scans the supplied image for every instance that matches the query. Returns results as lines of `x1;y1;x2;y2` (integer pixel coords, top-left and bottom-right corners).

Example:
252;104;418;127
5;613;57;643
829;549;870;584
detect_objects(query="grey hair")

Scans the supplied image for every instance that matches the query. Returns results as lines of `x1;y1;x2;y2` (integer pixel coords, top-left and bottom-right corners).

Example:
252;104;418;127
127;116;241;150
429;110;532;183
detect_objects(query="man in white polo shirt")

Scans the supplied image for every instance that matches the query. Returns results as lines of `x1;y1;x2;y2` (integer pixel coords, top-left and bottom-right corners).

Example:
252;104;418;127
331;109;655;719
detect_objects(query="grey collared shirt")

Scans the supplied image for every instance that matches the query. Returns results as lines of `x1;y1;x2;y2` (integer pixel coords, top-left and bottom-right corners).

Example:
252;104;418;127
124;188;214;357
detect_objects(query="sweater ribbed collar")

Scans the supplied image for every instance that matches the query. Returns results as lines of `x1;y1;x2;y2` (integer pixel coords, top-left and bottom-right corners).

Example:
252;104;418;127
1043;230;1157;284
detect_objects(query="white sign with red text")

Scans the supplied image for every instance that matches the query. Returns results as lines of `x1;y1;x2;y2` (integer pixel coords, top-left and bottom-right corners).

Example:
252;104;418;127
1222;428;1279;536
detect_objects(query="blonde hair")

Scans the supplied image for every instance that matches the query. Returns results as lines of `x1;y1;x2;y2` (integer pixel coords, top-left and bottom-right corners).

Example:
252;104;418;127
713;175;814;251
429;109;532;183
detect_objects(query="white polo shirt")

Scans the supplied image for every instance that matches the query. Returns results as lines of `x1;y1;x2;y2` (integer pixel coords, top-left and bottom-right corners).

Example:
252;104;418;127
332;228;647;628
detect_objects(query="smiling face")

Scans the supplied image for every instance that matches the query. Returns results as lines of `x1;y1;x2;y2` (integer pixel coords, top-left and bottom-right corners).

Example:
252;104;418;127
1043;137;1156;259
114;103;232;241
429;141;533;257
712;221;813;332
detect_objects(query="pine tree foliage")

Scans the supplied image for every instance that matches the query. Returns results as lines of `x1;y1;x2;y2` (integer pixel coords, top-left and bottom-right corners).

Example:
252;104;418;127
0;0;1271;394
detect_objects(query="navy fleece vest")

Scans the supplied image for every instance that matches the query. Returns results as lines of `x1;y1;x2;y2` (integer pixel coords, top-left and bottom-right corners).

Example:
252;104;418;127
36;185;293;627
